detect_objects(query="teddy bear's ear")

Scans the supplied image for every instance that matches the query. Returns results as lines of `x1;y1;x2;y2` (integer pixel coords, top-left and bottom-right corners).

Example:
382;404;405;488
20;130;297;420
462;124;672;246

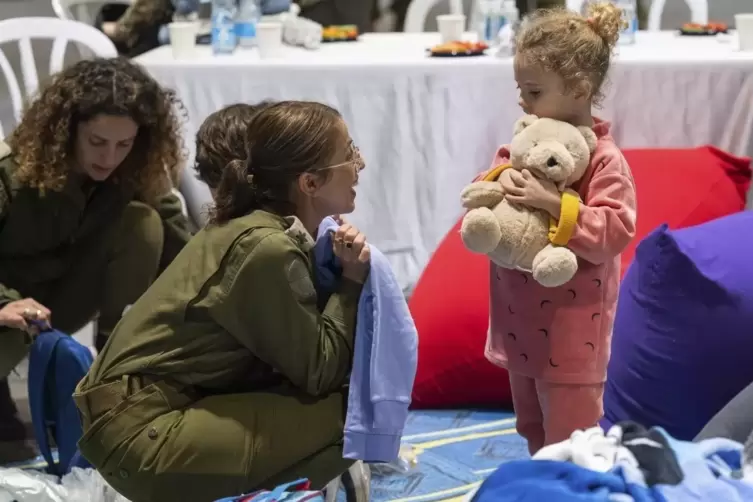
513;114;539;135
578;126;598;153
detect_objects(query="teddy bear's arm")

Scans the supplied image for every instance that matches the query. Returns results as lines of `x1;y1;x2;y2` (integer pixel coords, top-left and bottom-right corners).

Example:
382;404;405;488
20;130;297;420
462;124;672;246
460;181;506;209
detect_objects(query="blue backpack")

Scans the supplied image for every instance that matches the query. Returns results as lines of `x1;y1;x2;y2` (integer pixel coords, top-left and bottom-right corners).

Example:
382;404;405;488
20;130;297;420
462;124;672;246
28;328;94;475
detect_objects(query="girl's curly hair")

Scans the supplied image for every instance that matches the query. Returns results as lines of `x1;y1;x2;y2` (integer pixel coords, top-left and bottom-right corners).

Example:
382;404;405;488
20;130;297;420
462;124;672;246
516;2;625;107
8;56;185;204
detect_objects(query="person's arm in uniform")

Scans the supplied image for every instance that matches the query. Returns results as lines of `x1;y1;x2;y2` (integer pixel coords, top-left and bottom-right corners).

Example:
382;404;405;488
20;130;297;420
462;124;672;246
0;168;21;308
210;230;362;397
151;190;195;271
105;0;174;55
0;160;32;378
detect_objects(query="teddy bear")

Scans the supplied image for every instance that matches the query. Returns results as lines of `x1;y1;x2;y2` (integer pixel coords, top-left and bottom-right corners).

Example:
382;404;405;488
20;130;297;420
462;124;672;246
460;114;597;287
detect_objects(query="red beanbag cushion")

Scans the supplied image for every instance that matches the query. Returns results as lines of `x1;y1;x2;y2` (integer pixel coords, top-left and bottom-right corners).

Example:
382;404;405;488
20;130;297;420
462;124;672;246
409;145;749;410
409;219;512;409
620;146;750;275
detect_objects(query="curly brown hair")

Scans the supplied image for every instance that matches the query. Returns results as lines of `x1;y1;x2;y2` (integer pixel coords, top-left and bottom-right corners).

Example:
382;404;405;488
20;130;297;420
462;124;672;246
195;101;274;191
9;57;185;204
516;2;625;106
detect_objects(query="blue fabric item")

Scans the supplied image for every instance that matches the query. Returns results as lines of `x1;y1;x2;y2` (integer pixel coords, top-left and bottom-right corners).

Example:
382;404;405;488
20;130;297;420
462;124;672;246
604;212;753;440
472;460;664;502
314;217;418;463
28;328;94;475
655;429;753;502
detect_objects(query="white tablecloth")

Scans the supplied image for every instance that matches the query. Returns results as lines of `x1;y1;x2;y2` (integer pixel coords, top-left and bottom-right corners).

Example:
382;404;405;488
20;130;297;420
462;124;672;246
136;31;753;290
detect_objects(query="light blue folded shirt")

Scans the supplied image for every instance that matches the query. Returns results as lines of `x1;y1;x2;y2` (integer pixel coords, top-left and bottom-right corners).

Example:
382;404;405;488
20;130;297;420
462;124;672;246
314;217;418;463
656;430;753;502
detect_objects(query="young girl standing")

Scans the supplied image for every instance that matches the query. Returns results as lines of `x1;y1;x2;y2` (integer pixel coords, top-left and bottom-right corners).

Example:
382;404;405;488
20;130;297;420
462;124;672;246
473;3;637;455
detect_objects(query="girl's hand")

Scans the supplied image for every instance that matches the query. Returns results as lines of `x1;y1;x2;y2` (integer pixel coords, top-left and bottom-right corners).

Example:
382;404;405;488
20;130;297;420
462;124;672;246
332;220;370;284
502;169;562;218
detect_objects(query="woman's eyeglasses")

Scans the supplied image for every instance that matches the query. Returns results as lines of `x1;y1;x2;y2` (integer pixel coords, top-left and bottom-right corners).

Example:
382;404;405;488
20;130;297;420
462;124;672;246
318;142;365;173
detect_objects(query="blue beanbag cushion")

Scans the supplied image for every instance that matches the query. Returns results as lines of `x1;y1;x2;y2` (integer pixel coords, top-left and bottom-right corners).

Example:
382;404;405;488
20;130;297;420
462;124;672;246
602;211;753;440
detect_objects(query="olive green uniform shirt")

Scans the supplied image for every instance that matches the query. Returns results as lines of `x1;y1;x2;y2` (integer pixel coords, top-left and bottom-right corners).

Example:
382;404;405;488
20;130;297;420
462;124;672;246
0;140;192;330
82;210;361;398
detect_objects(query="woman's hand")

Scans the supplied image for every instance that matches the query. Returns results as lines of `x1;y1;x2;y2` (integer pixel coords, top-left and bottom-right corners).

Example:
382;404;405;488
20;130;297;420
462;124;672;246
332;218;370;284
101;22;118;37
0;298;51;334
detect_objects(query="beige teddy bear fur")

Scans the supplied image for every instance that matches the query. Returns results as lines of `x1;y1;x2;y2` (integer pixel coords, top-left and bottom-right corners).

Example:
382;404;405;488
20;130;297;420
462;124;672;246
460;115;597;287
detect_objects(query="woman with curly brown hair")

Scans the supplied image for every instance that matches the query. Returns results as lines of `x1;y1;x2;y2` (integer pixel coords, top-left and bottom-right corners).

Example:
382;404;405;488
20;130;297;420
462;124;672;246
0;57;193;462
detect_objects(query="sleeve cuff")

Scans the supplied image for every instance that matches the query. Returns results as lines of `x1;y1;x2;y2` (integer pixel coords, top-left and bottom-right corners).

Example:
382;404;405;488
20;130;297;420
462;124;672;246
336;277;364;307
548;190;580;246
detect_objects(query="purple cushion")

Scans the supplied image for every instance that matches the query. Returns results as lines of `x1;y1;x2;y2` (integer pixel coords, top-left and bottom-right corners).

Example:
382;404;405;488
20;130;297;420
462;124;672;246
602;212;753;441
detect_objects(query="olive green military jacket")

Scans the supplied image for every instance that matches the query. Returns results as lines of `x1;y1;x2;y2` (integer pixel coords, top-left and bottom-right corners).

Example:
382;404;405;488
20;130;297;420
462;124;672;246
82;210;361;398
0;141;194;307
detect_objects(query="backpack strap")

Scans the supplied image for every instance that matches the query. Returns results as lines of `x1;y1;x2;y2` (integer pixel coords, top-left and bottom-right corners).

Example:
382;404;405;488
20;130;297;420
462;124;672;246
28;330;66;474
54;337;93;472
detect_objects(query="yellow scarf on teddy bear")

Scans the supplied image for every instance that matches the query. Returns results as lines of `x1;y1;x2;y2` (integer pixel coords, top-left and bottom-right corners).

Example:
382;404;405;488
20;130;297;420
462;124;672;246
482;164;580;247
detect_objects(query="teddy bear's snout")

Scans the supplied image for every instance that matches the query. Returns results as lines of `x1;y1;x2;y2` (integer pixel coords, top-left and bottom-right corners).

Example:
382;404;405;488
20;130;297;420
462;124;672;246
523;141;574;182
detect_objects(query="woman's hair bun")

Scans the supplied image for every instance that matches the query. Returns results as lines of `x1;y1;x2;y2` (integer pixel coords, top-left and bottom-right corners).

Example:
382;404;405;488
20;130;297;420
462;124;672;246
227;158;246;172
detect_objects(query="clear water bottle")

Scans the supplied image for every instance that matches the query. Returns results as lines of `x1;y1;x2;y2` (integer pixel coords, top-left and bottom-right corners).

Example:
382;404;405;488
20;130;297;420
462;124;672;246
475;0;504;44
211;0;237;54
495;0;519;56
615;0;637;45
236;0;261;48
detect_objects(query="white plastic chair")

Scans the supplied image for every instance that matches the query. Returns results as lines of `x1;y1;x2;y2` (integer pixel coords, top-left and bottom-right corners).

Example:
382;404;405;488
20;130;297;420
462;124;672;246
0;17;117;139
52;0;133;25
404;0;465;32
647;0;708;31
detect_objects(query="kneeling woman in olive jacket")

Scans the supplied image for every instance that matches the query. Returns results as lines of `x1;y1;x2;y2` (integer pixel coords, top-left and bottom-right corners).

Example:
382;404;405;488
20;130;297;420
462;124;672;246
75;101;370;502
0;57;192;460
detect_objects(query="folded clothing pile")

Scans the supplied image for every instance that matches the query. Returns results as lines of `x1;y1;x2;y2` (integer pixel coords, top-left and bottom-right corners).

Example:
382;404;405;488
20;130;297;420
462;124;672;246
468;422;753;501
